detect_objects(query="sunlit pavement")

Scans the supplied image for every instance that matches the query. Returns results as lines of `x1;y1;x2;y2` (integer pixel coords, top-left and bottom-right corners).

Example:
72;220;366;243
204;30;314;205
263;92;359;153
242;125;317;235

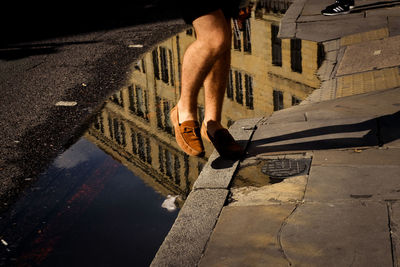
152;1;400;266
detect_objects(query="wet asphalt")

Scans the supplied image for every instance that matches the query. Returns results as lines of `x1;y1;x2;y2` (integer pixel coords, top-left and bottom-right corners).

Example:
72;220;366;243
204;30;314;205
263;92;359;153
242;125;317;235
0;1;187;213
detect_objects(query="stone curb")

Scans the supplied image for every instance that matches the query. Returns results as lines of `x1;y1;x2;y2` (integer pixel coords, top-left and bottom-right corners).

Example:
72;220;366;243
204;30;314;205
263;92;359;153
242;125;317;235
150;118;261;266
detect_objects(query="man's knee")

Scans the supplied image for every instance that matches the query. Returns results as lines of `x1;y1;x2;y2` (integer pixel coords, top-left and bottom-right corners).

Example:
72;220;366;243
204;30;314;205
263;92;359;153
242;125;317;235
193;10;232;57
200;29;231;57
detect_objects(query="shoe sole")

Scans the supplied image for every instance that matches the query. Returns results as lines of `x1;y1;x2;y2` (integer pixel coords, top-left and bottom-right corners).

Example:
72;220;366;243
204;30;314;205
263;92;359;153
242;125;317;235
170;106;204;157
322;11;350;15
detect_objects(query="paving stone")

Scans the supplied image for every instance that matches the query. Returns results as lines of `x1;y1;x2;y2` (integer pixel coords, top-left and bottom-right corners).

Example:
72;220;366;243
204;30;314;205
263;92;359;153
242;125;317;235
296;16;387;42
281;202;393;267
337;35;400;76
151;189;228;267
336;68;400;98
389;16;400;36
390;201;400;266
273;87;400;123
312;147;400;166
305;165;400;202
199;205;296;267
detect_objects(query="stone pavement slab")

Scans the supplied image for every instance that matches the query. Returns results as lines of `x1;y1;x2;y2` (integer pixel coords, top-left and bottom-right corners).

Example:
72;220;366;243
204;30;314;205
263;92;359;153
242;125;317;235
198;205;296;267
390;201;400;266
268;87;400;124
337;35;400;76
306;164;400;202
306;148;400;202
281;201;393;267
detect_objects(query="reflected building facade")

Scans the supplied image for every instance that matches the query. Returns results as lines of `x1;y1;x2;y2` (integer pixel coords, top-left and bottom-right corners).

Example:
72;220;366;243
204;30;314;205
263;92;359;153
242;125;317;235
85;1;323;199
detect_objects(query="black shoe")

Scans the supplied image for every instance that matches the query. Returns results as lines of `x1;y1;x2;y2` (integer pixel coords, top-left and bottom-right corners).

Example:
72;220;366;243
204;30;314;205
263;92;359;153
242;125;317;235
321;0;354;16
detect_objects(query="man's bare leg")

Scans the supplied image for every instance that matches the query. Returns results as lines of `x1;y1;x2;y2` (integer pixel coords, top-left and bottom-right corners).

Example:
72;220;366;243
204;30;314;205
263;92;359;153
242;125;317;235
177;10;231;124
203;47;231;137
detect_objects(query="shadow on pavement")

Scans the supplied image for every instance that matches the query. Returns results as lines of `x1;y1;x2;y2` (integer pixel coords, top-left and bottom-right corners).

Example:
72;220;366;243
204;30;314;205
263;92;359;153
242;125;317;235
248;110;400;155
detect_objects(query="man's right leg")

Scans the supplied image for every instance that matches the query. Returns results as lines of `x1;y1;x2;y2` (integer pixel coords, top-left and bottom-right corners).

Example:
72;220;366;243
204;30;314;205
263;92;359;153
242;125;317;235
177;9;232;124
170;9;232;157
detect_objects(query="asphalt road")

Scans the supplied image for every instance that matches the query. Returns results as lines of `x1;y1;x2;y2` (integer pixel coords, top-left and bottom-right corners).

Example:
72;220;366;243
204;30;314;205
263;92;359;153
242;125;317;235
0;1;187;213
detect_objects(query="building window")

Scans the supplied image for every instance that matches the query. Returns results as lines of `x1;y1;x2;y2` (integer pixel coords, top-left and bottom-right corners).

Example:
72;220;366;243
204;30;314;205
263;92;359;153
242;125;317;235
271;24;282;67
158;146;180;185
108;117;126;147
227;70;234;99
243;20;252;53
292;95;301;106
273;90;284;111
235;71;243;104
233;29;241;51
93;114;104;134
110;91;124;107
317;42;325;68
153;46;175;85
244;74;254;109
152;49;160;80
128;84;149;120
156;97;173;134
134;59;146;73
291;39;302;73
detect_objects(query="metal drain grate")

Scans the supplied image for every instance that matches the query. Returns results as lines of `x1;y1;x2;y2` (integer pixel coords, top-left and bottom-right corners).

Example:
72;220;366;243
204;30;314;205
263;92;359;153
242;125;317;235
261;158;311;179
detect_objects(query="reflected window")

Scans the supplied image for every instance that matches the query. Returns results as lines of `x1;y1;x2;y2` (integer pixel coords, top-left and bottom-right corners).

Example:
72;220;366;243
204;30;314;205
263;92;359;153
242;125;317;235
317;42;325;68
134;59;146;73
234;70;243;104
156;97;173;135
128;84;149;121
152;49;160;80
245;74;254;109
108;117;126;147
273;89;284;111
292;95;301;106
158;145;181;185
110;91;124;108
160;47;169;84
131;129;152;164
153;46;175;86
233;30;241;51
227;70;234;100
94;114;104;134
243;20;251;53
174;155;181;185
271;24;282;67
291;39;302;73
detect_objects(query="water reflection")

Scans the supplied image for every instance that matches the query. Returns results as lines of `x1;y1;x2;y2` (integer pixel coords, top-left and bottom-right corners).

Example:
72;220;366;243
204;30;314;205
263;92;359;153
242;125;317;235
86;2;322;202
0;3;324;266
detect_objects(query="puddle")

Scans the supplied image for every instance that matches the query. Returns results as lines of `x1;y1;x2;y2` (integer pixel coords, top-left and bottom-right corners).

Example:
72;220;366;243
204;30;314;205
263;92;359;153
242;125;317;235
0;3;323;265
232;154;312;188
0;138;180;266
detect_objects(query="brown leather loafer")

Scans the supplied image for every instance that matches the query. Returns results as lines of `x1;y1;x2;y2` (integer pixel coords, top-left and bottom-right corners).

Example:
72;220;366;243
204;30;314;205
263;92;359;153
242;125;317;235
170;106;204;157
202;124;244;160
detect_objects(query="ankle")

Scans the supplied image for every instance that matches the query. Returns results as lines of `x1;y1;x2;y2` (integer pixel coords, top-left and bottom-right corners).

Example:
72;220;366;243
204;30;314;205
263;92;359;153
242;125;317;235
177;102;197;124
204;120;224;136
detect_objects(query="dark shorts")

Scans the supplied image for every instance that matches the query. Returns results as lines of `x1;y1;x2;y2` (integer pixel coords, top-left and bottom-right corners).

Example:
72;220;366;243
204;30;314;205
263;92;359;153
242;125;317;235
179;0;240;24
